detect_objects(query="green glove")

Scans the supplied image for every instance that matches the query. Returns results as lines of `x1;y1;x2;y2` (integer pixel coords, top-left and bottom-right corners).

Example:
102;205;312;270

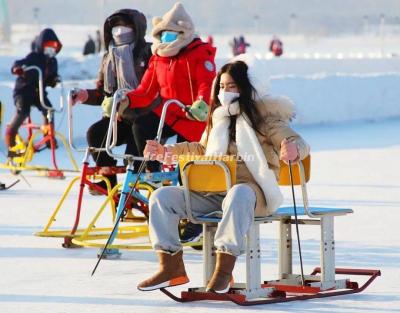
101;96;113;118
188;99;209;122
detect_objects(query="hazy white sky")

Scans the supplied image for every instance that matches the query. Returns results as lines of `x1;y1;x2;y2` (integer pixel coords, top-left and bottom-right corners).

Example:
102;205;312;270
4;0;400;35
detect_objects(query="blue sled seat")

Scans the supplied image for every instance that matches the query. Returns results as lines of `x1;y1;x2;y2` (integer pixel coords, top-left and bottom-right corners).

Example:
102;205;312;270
272;206;353;217
198;207;353;223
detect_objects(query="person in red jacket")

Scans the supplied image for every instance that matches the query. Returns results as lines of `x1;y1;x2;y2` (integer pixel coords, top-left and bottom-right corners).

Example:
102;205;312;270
119;2;216;243
120;2;216;143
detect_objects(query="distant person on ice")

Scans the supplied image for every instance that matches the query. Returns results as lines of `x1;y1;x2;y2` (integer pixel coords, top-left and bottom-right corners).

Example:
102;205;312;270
236;35;250;55
5;28;62;157
230;37;239;56
136;60;310;293
95;29;103;53
230;35;250;56
83;35;96;55
269;35;283;57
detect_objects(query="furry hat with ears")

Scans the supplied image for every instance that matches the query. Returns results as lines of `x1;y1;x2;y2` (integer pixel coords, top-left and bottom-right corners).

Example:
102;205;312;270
151;2;196;57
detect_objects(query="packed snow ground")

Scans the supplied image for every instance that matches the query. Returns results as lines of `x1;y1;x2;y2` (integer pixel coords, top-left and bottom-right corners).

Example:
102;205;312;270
0;119;399;313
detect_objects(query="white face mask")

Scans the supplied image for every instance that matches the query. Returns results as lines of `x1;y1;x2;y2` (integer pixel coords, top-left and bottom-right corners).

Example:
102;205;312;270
43;47;56;58
112;26;133;37
217;90;240;107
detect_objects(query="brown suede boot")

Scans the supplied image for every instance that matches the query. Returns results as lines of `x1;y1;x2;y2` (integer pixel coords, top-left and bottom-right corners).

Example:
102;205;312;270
137;250;189;291
206;252;236;293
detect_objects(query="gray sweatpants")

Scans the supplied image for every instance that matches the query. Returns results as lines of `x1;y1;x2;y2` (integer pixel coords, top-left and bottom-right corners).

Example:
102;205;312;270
148;184;256;256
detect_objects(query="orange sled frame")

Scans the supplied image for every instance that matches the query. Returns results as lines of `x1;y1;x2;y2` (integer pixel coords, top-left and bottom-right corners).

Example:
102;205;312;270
161;268;380;306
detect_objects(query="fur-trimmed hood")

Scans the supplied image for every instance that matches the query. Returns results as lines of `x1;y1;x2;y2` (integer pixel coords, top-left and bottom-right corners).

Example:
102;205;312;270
256;95;296;122
151;2;196;57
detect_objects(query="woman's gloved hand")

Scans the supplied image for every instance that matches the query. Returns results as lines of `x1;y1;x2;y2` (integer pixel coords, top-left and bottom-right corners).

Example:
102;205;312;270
280;138;299;163
70;88;88;105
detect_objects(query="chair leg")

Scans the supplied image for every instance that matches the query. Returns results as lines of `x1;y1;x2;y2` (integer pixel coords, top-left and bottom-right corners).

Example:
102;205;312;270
203;223;216;286
320;216;335;289
246;223;261;291
279;218;292;279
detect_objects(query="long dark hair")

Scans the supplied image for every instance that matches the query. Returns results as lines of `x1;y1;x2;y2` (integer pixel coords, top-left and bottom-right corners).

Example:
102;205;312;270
206;61;264;143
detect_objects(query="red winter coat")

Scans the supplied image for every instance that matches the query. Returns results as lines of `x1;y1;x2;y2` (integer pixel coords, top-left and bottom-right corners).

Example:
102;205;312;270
126;38;216;142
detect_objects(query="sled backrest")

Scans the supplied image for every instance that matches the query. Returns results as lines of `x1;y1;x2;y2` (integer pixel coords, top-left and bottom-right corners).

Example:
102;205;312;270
278;155;311;186
178;155;237;193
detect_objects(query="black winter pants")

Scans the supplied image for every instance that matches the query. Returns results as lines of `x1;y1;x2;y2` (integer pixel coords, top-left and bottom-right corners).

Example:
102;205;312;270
86;112;183;174
86;117;134;167
7;94;53;146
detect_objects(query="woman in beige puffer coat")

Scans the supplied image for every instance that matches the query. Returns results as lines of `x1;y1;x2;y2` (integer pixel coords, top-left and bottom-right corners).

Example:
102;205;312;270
137;60;310;294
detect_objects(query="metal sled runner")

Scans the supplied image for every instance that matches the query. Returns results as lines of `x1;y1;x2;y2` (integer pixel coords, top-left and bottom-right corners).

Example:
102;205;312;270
160;156;380;305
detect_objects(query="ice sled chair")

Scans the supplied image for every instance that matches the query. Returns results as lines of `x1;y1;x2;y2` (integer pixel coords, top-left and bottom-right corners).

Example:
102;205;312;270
159;155;380;305
35;89;128;244
70;94;201;255
0;65;78;178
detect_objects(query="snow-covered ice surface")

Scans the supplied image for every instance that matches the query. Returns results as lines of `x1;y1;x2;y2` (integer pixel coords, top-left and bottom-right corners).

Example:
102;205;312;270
0;119;400;313
1;29;400;312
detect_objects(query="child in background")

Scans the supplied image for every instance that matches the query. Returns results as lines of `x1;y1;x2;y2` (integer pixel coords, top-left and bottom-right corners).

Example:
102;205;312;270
5;28;62;157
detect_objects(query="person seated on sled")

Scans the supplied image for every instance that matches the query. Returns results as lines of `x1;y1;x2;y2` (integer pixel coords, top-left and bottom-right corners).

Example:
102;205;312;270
70;9;162;190
118;2;216;241
5;28;62;157
118;2;216;149
138;60;310;293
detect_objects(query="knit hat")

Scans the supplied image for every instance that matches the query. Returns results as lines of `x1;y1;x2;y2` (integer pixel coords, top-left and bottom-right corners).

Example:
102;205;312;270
151;2;196;57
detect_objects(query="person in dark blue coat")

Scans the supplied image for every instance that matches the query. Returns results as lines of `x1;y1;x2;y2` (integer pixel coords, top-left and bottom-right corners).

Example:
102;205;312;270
5;28;62;156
